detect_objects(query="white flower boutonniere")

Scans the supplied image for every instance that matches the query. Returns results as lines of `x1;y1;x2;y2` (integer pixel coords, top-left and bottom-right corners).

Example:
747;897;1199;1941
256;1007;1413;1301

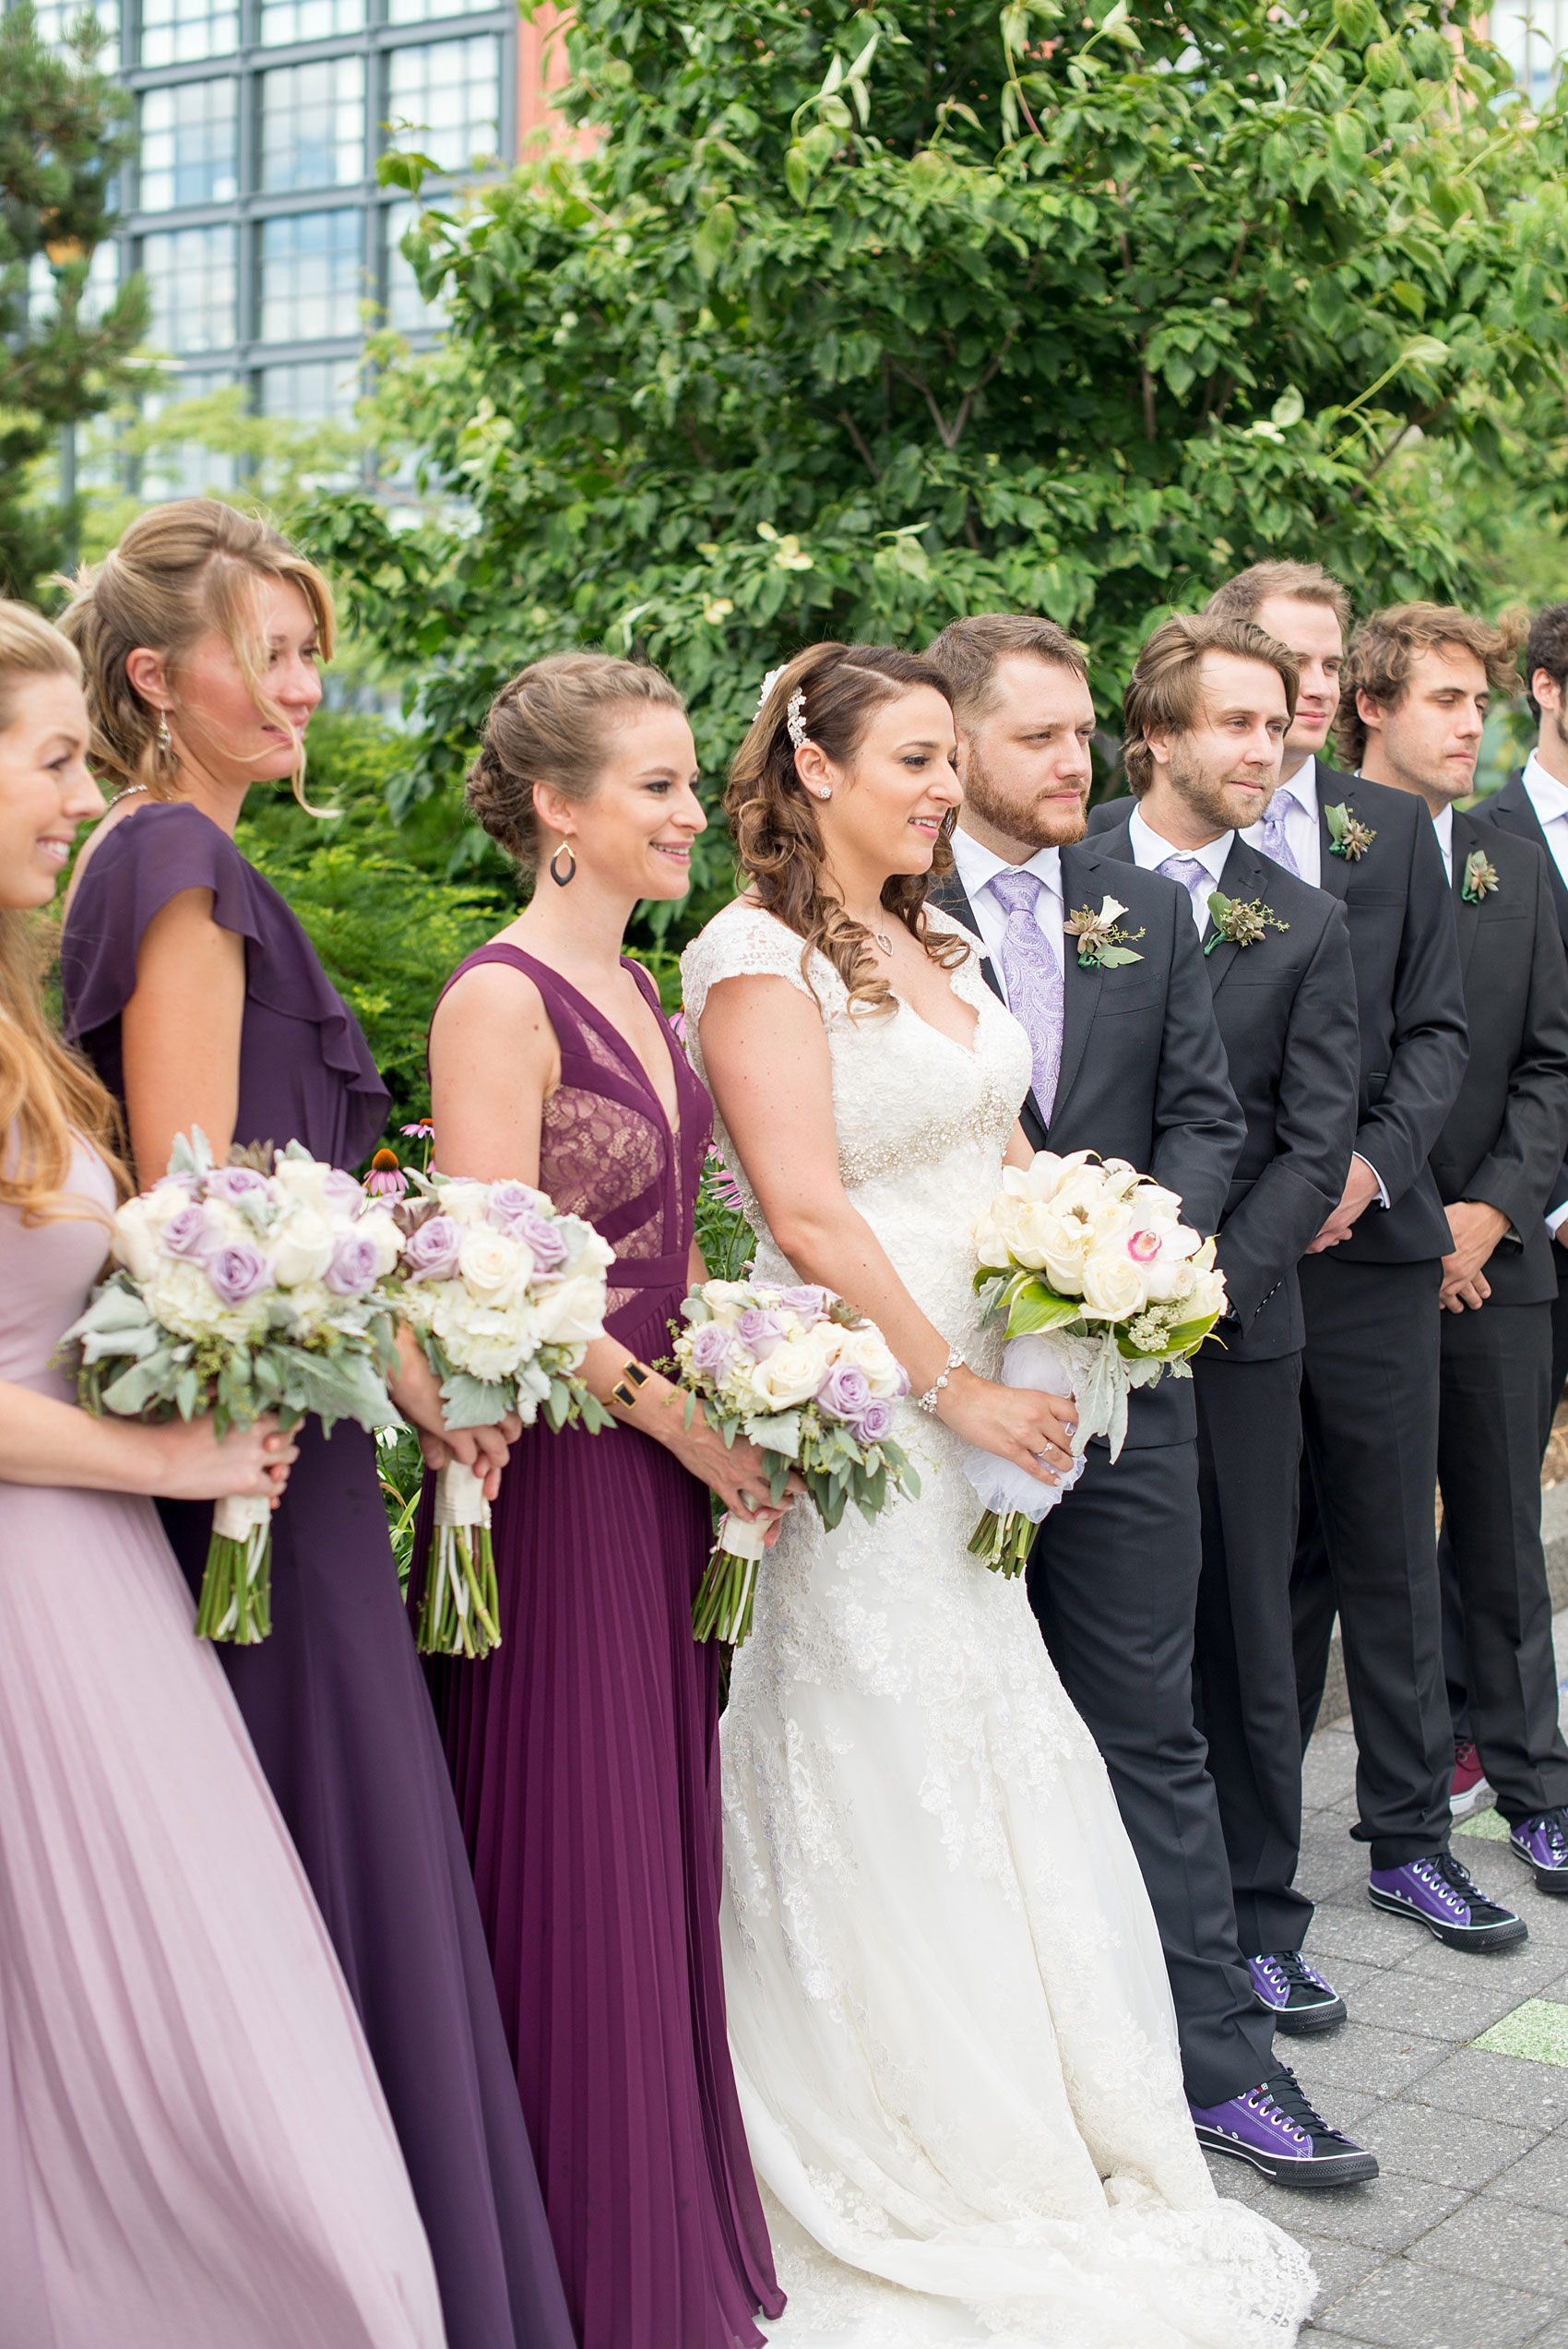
1064;895;1146;970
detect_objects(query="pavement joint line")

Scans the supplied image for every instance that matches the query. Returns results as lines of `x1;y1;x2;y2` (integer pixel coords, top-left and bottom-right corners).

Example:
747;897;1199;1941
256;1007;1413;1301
1470;1997;1568;2066
1453;1805;1511;1842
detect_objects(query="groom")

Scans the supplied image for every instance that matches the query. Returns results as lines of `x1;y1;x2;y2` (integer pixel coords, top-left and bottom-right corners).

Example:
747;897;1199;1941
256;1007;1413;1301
927;613;1375;2186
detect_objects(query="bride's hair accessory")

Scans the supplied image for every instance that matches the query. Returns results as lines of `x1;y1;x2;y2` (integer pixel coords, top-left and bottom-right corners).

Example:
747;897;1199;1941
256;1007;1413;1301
787;686;811;750
917;1344;966;1415
754;665;786;716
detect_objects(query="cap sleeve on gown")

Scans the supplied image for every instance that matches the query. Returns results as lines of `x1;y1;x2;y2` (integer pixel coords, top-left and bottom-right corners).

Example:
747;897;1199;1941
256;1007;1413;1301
680;899;847;1030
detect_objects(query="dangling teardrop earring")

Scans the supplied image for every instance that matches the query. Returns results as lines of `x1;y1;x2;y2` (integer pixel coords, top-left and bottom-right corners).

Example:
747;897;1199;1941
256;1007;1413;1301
157;712;173;766
549;841;576;888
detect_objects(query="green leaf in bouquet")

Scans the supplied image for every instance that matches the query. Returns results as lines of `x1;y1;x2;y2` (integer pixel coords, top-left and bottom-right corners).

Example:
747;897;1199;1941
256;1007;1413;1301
813;1466;849;1530
288;1346;401;1434
542;1375;573;1431
1004;1284;1085;1340
435;1368;512;1429
855;1460;888;1520
746;1408;802;1461
100;1345;184;1415
167;1127;217;1178
574;1382;615;1434
174;1365;200;1421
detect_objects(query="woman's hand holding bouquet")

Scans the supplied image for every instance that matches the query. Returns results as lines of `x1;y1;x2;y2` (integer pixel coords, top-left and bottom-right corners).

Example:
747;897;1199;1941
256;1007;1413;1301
393;1172;615;1658
671;1280;921;1648
964;1151;1228;1578
62;1129;406;1642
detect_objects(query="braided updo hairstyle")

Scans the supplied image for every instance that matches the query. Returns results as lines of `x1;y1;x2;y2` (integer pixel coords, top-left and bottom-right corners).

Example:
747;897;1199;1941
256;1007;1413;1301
466;651;686;868
726;641;966;1018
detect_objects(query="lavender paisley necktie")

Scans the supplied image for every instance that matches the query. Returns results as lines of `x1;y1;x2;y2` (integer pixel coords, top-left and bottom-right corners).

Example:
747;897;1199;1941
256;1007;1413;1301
1158;852;1213;934
1258;787;1301;877
988;865;1063;1125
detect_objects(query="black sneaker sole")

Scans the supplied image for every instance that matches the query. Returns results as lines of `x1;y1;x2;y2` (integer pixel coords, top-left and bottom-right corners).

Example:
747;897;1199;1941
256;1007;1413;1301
1269;1994;1348;2035
1194;2125;1380;2187
1368;1884;1528;1950
1512;1842;1568;1896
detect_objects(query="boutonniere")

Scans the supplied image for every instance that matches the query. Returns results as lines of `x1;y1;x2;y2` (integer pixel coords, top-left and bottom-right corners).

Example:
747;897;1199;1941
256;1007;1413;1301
1204;891;1289;956
1462;849;1500;904
1325;801;1376;862
1063;894;1146;969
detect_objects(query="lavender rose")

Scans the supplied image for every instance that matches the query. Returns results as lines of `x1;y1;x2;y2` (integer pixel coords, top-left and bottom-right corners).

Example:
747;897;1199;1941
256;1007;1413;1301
324;1229;382;1296
400;1213;463;1282
205;1166;269;1205
853;1399;896;1444
778;1283;831;1317
735;1308;785;1361
816;1362;872;1421
488;1186;568;1271
160;1203;215;1259
687;1321;736;1379
320;1168;365;1215
205;1240;271;1306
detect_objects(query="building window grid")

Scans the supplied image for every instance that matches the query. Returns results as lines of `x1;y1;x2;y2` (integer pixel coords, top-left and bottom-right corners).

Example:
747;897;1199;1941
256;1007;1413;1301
7;0;514;489
258;54;366;192
138;77;240;210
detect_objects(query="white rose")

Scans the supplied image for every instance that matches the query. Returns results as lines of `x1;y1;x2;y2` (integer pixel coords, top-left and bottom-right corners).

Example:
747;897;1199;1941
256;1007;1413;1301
745;1337;827;1410
113;1197;159;1282
1140;1253;1196;1304
701;1279;757;1321
270;1157;336;1213
1003;1148;1095;1206
434;1180;492;1228
272;1206;335;1288
827;1324;904;1397
1078;1247;1148;1321
457;1227;533;1310
1051;1167;1113;1221
974;1199;1017;1270
531;1270;608;1347
143;1177;199;1230
1131;1182;1185;1224
1184;1268;1229;1324
202;1198;253;1246
355;1207;404;1278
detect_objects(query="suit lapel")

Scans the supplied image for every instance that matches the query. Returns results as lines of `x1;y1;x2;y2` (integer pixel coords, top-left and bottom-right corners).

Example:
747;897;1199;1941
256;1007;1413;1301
1313;771;1357;907
1204;838;1270;992
1450;811;1482;986
1490;777;1568;943
931;861;1039;1127
1053;842;1104;1117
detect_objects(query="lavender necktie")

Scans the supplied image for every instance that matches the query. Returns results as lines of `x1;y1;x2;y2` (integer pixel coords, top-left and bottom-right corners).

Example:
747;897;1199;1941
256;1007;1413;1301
1258;786;1301;877
989;866;1063;1123
1158;853;1213;935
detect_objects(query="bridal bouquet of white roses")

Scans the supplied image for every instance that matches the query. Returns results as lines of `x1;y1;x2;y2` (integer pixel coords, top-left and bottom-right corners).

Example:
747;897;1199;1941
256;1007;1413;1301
671;1279;921;1647
61;1130;404;1643
964;1151;1228;1578
394;1173;615;1658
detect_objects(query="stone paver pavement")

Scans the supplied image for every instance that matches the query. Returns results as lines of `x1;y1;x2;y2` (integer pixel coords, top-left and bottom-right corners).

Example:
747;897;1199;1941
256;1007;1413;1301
1205;1615;1568;2344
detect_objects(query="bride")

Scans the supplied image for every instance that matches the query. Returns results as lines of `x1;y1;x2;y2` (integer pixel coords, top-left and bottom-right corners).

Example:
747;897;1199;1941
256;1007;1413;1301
681;641;1316;2349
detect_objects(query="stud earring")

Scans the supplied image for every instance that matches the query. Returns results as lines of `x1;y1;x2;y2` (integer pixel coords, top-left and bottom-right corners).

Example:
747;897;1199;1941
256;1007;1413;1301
549;841;576;887
816;786;831;802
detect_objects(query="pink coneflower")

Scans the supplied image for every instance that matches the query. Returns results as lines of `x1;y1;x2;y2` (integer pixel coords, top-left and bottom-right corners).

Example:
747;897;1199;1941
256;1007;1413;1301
704;1147;744;1213
401;1121;434;1139
366;1147;409;1200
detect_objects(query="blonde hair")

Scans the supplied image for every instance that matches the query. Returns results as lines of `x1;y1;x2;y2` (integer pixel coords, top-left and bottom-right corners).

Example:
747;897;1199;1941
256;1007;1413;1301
1123;614;1300;797
0;602;128;1223
726;640;967;1019
1207;559;1353;636
466;651;687;870
58;499;338;814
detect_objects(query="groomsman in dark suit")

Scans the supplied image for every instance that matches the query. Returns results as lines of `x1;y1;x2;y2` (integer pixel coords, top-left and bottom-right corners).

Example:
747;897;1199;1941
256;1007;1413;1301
1471;602;1568;1425
927;613;1375;2186
1092;613;1361;2038
1203;570;1523;1959
1347;602;1568;1897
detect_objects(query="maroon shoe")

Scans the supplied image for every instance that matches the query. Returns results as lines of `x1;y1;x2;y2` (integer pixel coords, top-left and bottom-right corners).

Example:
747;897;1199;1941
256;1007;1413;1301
1451;1736;1491;1818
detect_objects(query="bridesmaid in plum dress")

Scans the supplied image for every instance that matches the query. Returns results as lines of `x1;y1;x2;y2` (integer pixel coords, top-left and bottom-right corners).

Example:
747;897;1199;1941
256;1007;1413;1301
0;597;445;2349
423;652;786;2349
57;503;572;2349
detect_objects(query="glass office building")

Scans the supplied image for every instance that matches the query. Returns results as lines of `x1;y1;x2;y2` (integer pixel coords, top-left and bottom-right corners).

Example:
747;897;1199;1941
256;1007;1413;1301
18;0;571;472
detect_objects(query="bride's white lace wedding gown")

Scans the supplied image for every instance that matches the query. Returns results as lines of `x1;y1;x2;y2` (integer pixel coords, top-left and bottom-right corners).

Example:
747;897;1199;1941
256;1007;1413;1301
682;900;1315;2349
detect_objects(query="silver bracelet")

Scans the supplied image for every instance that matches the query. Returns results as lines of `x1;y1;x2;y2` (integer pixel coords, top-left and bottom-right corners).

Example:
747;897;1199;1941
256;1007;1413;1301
917;1345;965;1415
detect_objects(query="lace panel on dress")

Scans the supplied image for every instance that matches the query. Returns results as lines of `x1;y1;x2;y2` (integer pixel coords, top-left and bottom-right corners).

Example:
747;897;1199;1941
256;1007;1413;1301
540;1019;667;1321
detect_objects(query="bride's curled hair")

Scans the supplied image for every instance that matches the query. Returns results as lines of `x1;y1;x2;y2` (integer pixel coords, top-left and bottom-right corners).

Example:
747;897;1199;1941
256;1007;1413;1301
727;641;966;1018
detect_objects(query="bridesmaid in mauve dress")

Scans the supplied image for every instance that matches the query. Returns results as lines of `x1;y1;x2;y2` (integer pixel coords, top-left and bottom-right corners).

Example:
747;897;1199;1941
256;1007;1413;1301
0;596;443;2349
422;651;786;2349
57;500;572;2349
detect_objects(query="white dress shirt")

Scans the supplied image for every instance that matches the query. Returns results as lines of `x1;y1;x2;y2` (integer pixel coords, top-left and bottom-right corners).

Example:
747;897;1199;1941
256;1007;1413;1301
1431;801;1455;885
1241;752;1321;886
948;829;1065;1003
1126;805;1233;935
1522;752;1568;891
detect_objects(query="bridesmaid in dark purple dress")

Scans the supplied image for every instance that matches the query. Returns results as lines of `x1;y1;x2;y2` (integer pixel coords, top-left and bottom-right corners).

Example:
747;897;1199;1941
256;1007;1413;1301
423;652;787;2349
56;500;573;2349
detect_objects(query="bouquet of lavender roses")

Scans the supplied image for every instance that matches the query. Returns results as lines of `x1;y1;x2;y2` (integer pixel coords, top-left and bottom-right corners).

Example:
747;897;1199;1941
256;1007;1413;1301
61;1130;403;1642
671;1279;921;1647
394;1172;615;1658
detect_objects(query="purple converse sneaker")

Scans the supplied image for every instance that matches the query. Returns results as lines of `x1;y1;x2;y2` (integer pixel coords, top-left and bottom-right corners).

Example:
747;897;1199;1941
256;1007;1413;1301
1190;2065;1378;2186
1368;1852;1526;1950
1248;1949;1347;2034
1511;1807;1568;1894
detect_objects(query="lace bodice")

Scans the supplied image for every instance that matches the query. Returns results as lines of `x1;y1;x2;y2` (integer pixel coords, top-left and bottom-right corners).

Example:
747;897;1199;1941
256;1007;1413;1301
682;899;1031;1358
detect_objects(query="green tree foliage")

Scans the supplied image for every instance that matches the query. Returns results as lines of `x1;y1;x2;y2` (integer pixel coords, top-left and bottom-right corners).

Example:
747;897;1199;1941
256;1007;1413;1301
303;0;1568;929
0;6;147;597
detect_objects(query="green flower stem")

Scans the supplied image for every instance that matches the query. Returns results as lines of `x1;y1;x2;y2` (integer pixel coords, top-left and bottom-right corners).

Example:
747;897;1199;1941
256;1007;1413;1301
196;1523;272;1644
967;1508;1035;1580
416;1522;503;1659
692;1544;761;1646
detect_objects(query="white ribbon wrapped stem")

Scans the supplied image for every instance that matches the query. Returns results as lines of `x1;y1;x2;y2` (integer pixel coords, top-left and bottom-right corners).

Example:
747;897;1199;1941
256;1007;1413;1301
717;1509;769;1562
434;1459;492;1532
212;1492;272;1545
959;1331;1088;1527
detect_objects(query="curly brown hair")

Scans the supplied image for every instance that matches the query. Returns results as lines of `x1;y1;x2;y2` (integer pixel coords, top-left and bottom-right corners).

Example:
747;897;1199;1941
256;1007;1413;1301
725;641;966;1019
1336;603;1524;768
1123;614;1299;798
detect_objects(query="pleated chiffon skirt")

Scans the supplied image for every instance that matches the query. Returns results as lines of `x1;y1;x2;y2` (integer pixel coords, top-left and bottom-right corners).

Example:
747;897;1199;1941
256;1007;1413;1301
0;1474;445;2349
427;1296;783;2349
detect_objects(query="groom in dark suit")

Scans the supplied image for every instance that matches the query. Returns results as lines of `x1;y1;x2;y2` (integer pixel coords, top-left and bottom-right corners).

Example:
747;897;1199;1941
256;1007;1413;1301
1090;614;1361;2038
927;613;1375;2186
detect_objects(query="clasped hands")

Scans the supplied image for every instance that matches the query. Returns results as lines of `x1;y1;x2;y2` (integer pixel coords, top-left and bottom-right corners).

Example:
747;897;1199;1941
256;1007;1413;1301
390;1323;519;1501
1439;1200;1509;1314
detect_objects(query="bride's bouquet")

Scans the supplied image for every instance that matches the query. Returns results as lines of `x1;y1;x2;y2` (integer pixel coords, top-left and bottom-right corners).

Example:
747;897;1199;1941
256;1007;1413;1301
394;1174;615;1658
964;1151;1228;1578
62;1130;404;1642
671;1279;921;1648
